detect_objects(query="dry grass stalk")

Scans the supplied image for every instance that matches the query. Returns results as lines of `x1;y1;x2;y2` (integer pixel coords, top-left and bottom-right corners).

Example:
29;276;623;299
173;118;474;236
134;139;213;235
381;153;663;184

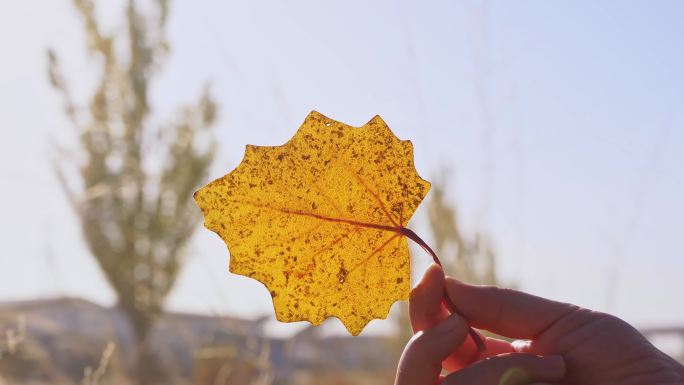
81;342;116;385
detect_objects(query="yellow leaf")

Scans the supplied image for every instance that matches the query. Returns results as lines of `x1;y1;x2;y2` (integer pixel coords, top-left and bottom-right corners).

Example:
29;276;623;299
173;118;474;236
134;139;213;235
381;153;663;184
194;111;430;335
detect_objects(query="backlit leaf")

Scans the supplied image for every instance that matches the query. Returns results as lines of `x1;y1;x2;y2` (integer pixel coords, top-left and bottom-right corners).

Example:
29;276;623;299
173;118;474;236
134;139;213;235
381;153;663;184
194;111;430;335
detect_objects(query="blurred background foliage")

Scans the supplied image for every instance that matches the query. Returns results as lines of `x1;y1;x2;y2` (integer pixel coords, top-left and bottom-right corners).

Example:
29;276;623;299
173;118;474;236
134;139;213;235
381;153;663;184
1;0;683;384
47;0;216;382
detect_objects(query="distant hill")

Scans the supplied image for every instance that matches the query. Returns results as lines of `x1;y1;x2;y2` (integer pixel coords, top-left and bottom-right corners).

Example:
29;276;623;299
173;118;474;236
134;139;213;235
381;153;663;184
0;298;399;385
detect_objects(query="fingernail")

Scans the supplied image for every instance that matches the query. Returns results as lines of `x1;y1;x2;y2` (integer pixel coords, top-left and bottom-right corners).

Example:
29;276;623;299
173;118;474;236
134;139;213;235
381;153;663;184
434;312;462;334
425;263;443;280
541;355;565;373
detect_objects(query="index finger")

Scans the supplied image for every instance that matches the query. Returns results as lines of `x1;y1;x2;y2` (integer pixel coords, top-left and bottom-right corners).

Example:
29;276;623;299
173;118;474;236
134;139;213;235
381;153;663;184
445;278;577;339
409;264;515;369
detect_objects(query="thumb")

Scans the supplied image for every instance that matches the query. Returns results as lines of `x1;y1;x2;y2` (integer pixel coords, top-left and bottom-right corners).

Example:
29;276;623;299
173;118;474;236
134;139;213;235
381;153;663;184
395;312;468;385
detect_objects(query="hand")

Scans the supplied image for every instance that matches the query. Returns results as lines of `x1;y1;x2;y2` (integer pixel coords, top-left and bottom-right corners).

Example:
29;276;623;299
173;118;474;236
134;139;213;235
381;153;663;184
395;264;684;385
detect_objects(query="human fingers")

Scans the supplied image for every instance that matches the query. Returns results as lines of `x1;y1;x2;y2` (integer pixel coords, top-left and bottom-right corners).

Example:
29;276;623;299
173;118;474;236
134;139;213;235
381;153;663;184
410;265;515;369
409;263;449;333
445;278;577;339
442;353;566;385
395;312;468;385
528;383;572;385
528;383;570;385
528;383;573;385
441;332;515;370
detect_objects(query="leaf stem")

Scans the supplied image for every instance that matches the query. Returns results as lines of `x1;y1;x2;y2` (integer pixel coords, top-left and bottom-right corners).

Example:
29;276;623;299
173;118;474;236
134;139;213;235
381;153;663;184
400;227;486;353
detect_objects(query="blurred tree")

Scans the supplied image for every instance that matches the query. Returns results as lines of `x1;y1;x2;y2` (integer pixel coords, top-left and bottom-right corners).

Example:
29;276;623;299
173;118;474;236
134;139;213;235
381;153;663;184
395;177;498;345
47;0;216;383
427;180;497;286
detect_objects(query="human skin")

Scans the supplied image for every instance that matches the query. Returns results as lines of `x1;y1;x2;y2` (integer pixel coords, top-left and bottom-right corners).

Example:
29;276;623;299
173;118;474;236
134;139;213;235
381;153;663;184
395;264;684;385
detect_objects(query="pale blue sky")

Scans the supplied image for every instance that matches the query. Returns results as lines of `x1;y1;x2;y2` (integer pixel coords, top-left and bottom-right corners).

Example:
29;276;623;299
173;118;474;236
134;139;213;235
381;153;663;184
0;0;682;336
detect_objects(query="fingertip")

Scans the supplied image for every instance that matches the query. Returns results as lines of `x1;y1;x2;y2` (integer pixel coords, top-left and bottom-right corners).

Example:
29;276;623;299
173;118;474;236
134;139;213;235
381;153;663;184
411;262;436;288
443;276;467;301
425;263;444;283
411;264;444;300
443;276;477;312
427;262;443;272
444;276;471;290
409;267;450;332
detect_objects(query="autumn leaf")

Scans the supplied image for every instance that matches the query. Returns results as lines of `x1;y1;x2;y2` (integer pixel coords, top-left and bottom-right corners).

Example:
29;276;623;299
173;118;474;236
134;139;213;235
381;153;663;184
194;111;430;335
